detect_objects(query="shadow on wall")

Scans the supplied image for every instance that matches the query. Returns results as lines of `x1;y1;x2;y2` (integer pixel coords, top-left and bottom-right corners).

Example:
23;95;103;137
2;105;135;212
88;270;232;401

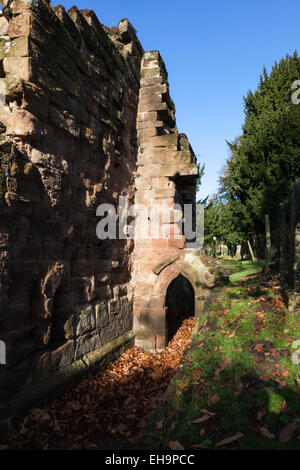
165;274;195;342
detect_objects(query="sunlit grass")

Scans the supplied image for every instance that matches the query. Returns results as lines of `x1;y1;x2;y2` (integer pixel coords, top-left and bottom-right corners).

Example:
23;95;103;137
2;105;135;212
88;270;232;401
142;261;300;450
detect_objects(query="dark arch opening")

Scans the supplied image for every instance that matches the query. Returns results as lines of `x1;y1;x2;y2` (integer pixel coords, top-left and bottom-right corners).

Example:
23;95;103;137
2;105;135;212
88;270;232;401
165;274;195;343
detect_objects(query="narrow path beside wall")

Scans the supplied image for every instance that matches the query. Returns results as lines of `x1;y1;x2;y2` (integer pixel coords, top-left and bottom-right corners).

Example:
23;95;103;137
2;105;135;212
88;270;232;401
5;317;195;450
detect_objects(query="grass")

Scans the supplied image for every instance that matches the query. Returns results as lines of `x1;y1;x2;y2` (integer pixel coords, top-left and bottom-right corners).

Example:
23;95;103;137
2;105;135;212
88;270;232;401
142;261;300;450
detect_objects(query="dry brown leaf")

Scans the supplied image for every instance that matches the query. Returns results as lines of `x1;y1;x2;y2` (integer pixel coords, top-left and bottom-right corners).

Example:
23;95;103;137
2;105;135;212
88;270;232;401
199;409;216;417
257;409;266;421
280;401;287;413
215;357;232;376
279;422;297;443
156;418;164;429
169;441;184;451
228;329;238;339
170;421;176;432
216;432;245;447
188;414;212;425
258;426;276;439
207;394;220;407
191;368;202;378
296;379;300;392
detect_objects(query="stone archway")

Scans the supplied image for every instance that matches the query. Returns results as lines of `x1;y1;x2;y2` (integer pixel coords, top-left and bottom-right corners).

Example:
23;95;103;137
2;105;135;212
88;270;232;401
134;251;216;352
165;274;194;342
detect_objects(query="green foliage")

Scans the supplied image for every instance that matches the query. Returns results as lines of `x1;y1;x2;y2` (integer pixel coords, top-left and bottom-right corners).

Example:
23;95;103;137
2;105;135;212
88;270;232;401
204;195;247;246
196;162;205;194
226;52;300;236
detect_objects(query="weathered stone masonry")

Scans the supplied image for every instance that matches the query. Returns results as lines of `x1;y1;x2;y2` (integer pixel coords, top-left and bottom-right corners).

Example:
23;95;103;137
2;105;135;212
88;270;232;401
132;51;219;352
0;0;222;437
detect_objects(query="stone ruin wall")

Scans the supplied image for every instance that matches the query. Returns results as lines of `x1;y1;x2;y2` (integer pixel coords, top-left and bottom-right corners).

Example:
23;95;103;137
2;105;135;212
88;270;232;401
132;51;215;352
0;0;222;438
0;0;145;437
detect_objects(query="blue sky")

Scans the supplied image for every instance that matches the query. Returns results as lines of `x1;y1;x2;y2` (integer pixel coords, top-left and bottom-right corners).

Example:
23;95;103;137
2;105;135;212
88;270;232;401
52;0;300;199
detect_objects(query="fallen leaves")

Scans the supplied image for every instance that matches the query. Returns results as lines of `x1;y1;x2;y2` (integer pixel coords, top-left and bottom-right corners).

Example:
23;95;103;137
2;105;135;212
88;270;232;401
281;367;289;378
8;318;195;450
254;311;266;319
191;368;202;378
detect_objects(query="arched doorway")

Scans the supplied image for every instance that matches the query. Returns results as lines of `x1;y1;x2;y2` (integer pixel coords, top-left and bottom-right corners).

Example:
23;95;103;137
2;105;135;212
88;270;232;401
165;274;195;343
134;253;214;352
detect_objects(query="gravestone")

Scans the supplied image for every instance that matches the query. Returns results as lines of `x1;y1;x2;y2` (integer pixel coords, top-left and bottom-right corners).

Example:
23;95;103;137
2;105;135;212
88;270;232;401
265;214;271;262
277;203;286;270
289;180;300;315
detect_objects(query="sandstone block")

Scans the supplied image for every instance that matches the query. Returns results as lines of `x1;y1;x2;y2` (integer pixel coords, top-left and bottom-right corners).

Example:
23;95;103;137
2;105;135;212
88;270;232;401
63;315;76;340
3;56;32;80
11;0;34;14
21;82;49;121
140;67;160;79
151;134;178;148
7;37;30;57
48;105;80;138
76;305;96;337
152;238;168;251
137;111;158;122
137;127;157;139
0;17;9;36
8;12;32;39
75;332;103;361
139;94;163;108
137;120;164;130
153;187;176;199
98;285;112;298
37;340;75;374
95;301;109;328
140;84;168;97
138;101;168;113
108;299;120;317
139;147;178;163
0;101;12;128
140;76;164;88
7;106;40;138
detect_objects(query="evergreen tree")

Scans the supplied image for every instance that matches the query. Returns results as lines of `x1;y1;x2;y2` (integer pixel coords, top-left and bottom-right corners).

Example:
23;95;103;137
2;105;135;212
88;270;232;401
227;52;300;237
